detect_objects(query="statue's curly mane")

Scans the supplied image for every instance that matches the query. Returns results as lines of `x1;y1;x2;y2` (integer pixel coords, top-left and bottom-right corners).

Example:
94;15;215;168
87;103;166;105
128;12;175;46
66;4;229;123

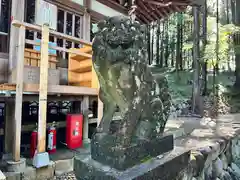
92;16;147;66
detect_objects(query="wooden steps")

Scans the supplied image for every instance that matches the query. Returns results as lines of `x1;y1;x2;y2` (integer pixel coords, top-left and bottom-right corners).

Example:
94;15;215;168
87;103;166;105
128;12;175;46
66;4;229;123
68;45;99;89
70;46;93;61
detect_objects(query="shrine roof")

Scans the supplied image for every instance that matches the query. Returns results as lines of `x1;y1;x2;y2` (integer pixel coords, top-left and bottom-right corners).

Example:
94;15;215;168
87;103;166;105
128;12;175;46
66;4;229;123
97;0;204;24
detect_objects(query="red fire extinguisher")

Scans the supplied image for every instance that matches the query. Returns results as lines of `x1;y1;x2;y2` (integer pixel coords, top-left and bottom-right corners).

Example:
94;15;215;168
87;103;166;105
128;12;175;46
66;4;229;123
48;121;57;154
30;123;38;158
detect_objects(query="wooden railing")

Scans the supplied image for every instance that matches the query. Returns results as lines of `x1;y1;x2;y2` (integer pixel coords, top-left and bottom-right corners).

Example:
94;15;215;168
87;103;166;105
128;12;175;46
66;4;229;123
12;20;92;61
11;20;103;162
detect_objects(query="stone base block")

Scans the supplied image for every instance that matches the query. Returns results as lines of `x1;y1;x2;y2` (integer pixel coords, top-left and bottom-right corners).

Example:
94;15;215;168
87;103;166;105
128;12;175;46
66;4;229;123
32;152;50;168
4;172;21;180
36;161;55;180
74;146;190;180
55;158;73;176
91;133;174;170
6;158;26;172
21;167;36;180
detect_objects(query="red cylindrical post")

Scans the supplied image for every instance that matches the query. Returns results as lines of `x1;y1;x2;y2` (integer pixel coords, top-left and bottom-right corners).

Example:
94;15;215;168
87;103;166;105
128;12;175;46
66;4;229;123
30;129;37;158
47;122;57;154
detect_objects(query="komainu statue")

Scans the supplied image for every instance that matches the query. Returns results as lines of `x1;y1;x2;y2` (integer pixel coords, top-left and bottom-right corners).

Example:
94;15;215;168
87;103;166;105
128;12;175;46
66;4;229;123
92;16;172;146
74;16;190;179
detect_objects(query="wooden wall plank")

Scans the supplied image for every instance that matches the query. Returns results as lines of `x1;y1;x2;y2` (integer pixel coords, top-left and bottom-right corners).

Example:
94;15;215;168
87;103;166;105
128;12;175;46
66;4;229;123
23;84;98;95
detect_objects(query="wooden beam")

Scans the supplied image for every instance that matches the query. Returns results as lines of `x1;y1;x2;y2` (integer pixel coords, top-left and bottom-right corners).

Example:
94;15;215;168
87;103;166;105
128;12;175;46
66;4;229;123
25;39;92;59
136;5;154;22
45;0;85;15
12;20;92;46
96;0;128;15
37;24;49;153
145;0;188;6
23;84;98;96
0;95;83;102
13;25;25;162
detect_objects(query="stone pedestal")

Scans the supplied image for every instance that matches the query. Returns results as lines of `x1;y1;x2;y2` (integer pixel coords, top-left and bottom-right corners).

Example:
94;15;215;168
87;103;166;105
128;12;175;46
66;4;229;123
74;146;190;180
6;158;26;172
74;132;190;180
91;133;174;170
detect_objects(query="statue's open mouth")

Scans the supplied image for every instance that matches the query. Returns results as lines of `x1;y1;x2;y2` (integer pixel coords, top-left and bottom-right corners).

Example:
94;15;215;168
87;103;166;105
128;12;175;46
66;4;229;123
107;41;133;50
106;32;134;49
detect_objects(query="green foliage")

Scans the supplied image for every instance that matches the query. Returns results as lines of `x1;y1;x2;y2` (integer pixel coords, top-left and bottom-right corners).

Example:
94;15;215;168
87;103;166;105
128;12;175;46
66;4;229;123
183;43;193;50
202;18;240;66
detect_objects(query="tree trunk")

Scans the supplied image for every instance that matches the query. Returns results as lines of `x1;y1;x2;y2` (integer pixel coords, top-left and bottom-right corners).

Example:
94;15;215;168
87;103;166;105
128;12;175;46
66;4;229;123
226;0;230;23
164;20;169;67
160;20;165;67
231;0;236;24
151;24;154;64
233;0;240;88
192;6;201;115
171;34;175;67
176;15;181;71
235;55;240;87
156;20;160;65
179;13;183;70
147;25;151;65
202;0;208;96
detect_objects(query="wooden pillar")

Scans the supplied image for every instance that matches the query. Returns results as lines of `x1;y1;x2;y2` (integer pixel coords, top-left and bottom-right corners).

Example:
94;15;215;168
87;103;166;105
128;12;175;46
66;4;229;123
83;0;91;41
4;101;14;154
37;24;49;153
13;25;25;162
83;0;103;126
9;0;25;71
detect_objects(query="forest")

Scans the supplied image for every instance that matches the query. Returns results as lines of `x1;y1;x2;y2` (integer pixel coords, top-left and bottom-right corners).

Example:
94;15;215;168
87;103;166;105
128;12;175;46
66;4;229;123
142;0;240;119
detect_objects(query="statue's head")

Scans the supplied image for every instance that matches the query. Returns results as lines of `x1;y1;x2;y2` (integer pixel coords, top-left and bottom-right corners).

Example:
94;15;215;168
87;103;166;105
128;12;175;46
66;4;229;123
92;16;147;63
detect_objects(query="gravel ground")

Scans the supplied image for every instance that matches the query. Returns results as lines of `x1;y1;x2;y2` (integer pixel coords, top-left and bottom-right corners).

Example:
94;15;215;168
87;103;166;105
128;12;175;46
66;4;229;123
54;172;77;180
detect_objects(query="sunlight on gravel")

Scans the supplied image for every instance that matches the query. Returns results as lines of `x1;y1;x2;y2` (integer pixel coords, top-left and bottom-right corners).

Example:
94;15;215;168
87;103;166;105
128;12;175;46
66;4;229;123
54;172;77;180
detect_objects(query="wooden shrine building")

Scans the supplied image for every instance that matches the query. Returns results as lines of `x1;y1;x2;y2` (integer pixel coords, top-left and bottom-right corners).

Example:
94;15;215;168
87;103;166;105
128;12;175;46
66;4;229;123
0;0;202;164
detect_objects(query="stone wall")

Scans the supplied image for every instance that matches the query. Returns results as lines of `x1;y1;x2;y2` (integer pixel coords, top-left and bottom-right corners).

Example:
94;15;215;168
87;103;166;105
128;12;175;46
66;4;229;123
167;114;240;180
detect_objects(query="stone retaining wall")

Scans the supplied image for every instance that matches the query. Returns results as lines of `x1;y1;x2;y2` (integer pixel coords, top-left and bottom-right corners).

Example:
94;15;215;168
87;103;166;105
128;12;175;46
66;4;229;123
171;114;240;180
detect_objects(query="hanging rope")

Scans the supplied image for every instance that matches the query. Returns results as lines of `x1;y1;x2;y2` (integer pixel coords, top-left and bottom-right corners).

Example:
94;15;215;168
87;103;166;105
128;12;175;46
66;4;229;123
128;0;137;22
